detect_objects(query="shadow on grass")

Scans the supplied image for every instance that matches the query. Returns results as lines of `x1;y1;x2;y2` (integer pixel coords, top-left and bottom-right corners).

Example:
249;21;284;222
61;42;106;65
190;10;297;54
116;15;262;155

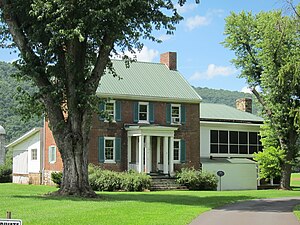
12;192;256;208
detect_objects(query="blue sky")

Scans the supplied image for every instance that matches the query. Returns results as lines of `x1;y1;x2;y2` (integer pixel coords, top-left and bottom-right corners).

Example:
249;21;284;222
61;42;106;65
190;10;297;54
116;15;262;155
1;0;299;92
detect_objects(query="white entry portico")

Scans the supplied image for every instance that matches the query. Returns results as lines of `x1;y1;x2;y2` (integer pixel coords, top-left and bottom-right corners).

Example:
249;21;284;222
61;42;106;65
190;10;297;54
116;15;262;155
125;125;178;175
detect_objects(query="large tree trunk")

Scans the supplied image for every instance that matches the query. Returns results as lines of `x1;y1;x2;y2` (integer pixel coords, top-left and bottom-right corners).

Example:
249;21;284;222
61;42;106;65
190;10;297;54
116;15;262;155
48;102;97;197
57;132;96;197
279;130;298;190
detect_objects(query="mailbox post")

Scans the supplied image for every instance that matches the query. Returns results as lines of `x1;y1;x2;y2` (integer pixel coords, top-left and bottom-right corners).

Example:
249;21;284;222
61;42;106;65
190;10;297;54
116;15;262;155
217;170;225;191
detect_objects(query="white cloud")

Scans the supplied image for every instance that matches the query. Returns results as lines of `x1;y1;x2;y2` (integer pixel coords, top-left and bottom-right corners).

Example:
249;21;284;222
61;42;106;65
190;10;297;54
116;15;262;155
112;46;159;63
189;64;236;81
175;3;198;14
241;86;253;94
184;8;224;31
158;34;172;42
185;15;210;31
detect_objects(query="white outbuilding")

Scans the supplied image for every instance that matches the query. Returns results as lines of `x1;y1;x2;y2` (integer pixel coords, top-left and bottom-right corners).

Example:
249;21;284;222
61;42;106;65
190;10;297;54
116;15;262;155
6;128;43;184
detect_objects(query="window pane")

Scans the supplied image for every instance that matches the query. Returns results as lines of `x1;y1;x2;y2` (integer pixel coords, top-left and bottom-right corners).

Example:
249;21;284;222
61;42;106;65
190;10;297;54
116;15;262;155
106;103;114;117
139;104;148;120
211;144;218;153
249;132;258;144
174;141;180;160
230;131;238;144
249;145;258;154
31;149;37;160
219;145;228;154
239;132;248;144
172;106;180;117
239;145;248;154
219;131;228;144
105;140;114;160
211;130;218;143
230;145;238;154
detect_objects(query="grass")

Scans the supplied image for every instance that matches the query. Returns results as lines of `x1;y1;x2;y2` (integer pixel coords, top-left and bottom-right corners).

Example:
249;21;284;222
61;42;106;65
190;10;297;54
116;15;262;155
291;173;300;219
1;184;300;225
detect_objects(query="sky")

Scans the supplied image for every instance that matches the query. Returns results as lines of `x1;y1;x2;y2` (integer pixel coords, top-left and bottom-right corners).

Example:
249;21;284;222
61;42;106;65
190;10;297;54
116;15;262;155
0;0;299;92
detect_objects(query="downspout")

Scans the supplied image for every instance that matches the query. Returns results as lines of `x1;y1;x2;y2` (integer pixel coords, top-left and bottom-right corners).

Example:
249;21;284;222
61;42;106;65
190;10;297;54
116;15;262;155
41;116;46;185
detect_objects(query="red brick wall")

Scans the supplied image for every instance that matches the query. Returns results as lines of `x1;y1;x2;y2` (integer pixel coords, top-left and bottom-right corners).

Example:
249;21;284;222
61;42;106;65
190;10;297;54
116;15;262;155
88;100;200;171
44;120;63;171
43;99;200;174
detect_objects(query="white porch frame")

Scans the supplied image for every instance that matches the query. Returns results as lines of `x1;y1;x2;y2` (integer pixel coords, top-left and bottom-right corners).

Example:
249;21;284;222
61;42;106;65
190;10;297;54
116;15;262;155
125;125;178;175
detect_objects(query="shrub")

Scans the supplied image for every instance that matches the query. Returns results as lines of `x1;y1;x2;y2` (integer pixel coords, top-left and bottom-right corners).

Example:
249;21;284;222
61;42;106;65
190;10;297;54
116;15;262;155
176;168;217;191
121;170;151;191
0;164;12;183
88;164;151;192
51;171;63;187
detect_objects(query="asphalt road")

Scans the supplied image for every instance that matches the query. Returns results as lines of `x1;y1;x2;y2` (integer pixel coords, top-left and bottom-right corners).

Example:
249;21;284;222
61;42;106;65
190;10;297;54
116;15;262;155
189;197;300;225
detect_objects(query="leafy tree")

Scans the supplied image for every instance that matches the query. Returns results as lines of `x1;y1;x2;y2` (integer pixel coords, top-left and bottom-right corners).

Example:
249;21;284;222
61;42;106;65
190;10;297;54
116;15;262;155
223;7;300;189
0;0;198;197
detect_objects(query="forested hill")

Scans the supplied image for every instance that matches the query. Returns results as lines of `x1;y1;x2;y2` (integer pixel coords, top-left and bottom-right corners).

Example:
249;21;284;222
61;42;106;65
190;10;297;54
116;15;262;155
0;61;260;142
194;87;260;115
0;61;42;142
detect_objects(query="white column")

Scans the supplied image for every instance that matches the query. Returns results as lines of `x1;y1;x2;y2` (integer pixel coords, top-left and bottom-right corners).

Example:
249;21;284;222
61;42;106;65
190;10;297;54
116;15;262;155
127;136;132;170
169;136;174;175
163;136;169;174
138;135;144;173
157;137;161;167
135;137;139;164
145;135;151;173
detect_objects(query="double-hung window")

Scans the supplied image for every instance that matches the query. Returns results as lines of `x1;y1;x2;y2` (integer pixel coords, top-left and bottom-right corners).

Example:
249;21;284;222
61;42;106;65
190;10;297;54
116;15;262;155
104;137;115;163
31;149;37;160
48;146;56;163
171;104;181;124
139;102;149;122
105;100;115;121
99;137;121;163
173;139;181;163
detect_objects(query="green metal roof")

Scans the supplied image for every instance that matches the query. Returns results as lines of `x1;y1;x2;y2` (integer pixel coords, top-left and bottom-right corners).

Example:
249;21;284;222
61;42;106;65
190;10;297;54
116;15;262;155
200;103;263;123
97;60;201;103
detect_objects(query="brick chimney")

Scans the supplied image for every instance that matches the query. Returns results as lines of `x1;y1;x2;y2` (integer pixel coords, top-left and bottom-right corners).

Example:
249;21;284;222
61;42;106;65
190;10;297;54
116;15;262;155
160;52;177;70
236;98;252;113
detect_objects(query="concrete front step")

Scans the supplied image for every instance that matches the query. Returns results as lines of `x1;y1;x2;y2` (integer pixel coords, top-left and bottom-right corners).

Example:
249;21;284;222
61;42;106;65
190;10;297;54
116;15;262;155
150;176;187;191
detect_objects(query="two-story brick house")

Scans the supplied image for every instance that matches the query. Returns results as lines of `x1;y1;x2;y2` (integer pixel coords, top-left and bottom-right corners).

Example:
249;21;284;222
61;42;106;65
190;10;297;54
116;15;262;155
43;52;202;184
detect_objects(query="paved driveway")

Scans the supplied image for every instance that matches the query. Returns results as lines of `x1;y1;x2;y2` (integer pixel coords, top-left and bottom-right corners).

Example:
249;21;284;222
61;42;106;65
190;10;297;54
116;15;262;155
189;197;300;225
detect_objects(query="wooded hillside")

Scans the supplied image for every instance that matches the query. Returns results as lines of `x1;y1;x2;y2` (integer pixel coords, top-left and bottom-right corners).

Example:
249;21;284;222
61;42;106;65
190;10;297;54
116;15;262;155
0;61;42;142
194;86;260;114
0;61;260;142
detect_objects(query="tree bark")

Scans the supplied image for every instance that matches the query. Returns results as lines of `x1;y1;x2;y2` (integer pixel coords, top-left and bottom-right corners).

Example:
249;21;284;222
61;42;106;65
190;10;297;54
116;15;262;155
50;110;96;197
279;130;297;190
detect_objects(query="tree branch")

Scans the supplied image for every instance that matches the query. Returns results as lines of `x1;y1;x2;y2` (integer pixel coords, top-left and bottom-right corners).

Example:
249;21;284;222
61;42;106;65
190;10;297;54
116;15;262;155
251;87;272;117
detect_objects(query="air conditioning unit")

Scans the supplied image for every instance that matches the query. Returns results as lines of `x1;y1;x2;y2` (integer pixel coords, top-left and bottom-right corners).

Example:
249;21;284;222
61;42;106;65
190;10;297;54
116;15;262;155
172;117;180;124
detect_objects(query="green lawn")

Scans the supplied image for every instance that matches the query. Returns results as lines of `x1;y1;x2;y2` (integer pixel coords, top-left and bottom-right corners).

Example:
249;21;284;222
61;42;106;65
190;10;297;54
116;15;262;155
1;184;300;225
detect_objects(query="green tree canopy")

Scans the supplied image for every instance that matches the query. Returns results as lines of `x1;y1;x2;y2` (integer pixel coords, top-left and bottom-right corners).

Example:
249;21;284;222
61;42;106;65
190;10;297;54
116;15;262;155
223;6;300;189
0;0;198;197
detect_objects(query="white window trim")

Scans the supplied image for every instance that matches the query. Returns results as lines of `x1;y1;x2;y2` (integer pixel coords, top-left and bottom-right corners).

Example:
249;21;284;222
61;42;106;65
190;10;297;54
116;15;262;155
49;145;56;164
173;139;181;164
31;148;38;161
138;102;149;123
104;100;116;122
171;104;181;125
104;137;116;163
